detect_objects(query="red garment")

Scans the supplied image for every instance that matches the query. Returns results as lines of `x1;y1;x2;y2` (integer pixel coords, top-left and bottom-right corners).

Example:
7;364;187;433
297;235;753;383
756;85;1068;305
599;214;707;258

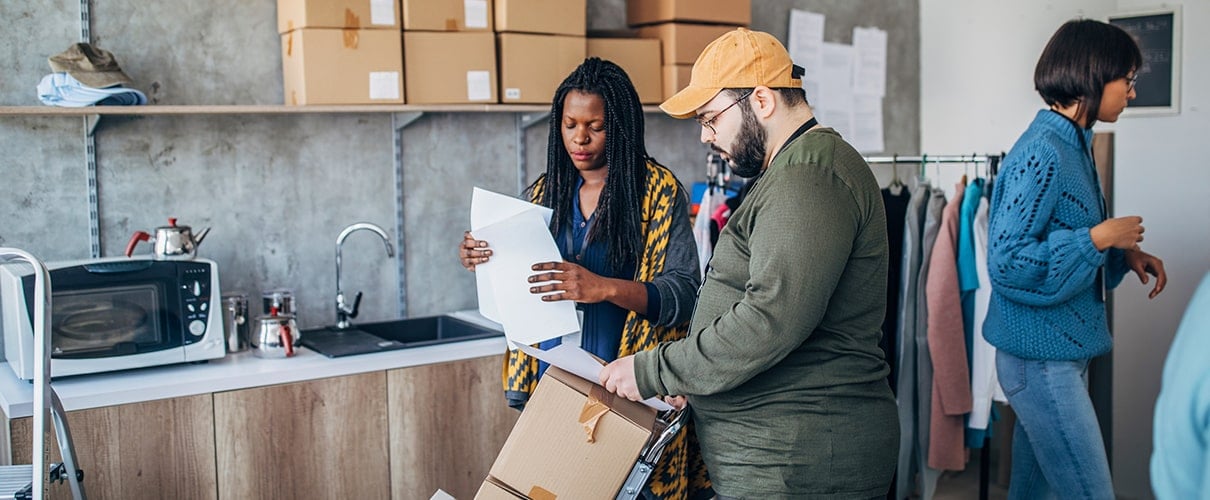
710;200;732;231
925;184;972;471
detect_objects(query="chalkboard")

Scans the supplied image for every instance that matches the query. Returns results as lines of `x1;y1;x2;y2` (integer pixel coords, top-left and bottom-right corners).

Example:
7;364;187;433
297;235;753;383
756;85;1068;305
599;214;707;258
1109;7;1181;114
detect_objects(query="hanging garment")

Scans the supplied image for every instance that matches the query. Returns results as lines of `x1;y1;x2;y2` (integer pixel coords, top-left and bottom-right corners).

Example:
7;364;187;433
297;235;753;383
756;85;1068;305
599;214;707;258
925;184;971;471
882;187;911;394
969;195;1006;435
894;183;931;500
896;185;946;500
693;188;721;279
957;178;987;449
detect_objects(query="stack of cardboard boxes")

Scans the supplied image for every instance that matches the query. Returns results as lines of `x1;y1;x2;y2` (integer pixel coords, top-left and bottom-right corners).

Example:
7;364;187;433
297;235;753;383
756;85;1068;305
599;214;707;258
278;0;405;105
627;0;752;100
400;0;497;104
278;0;749;106
495;0;587;104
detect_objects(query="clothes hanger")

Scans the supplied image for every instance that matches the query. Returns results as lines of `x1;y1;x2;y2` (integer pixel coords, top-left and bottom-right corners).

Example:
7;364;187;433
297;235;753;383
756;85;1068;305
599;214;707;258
888;154;904;195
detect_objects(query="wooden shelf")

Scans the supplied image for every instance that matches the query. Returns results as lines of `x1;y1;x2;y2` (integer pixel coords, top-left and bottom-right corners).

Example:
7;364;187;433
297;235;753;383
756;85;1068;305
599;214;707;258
0;103;667;116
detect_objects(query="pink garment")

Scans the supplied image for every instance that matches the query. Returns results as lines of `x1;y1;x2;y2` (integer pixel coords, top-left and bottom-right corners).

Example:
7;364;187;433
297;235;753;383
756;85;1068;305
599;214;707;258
710;201;732;231
925;183;972;471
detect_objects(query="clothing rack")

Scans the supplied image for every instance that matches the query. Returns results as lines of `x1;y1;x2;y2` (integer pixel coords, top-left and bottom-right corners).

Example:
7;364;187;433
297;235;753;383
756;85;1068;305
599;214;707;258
868;152;1004;500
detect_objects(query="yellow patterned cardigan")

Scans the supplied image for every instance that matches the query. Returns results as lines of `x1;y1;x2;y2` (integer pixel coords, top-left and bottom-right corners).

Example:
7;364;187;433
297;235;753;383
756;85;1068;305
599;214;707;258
502;161;711;499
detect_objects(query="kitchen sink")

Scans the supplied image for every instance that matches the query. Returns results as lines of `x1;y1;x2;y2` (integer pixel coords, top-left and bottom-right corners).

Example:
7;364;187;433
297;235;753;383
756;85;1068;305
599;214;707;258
300;315;503;358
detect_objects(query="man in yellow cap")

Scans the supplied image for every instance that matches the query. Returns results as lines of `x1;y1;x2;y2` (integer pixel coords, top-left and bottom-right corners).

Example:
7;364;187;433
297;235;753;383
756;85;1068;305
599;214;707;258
600;28;898;497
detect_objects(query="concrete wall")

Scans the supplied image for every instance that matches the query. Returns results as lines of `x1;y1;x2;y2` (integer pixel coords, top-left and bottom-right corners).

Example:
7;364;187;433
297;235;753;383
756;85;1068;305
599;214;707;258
0;0;920;331
922;1;1210;497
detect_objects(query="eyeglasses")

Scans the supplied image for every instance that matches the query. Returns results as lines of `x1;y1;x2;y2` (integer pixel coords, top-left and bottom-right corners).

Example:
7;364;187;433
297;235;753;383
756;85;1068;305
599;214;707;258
696;90;754;134
1126;74;1138;91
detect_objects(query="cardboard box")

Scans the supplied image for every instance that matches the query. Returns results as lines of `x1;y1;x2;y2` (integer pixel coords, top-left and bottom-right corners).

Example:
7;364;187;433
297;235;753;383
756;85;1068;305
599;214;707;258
626;0;751;27
473;477;526;499
495;0;586;36
401;0;493;31
277;0;400;33
404;32;497;104
587;38;662;104
637;23;735;65
497;34;586;104
662;64;692;101
281;28;404;105
485;367;657;498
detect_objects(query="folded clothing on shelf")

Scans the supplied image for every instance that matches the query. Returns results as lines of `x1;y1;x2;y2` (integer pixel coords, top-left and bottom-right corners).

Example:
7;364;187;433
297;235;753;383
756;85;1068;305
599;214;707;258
37;72;147;107
37;42;146;107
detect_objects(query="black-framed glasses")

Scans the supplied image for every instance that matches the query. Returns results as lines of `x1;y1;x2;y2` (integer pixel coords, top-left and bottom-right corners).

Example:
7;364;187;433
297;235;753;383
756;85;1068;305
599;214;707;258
1127;74;1138;91
696;90;754;134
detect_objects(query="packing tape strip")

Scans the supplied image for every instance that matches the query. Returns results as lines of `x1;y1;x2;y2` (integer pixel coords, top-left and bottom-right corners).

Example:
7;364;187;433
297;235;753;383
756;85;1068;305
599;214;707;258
528;485;557;500
343;9;361;49
578;385;614;443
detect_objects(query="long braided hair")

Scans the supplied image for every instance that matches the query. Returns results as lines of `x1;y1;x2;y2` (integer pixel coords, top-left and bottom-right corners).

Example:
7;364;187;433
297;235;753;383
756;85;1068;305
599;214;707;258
529;57;649;274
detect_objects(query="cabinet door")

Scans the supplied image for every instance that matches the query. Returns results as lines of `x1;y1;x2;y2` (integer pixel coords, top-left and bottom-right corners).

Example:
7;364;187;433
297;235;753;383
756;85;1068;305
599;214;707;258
213;372;389;499
11;394;217;500
388;355;518;500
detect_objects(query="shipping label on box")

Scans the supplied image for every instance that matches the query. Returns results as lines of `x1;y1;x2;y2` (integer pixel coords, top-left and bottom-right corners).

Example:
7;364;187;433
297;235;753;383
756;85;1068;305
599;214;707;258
637;22;735;65
486;367;657;499
626;0;750;27
281;28;404;105
277;0;400;34
497;34;586;104
402;0;493;31
495;0;586;36
587;38;662;104
404;32;497;104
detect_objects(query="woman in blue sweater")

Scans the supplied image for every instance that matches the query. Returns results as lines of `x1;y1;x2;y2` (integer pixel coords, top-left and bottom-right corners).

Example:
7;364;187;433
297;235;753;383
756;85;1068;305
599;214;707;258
984;19;1168;499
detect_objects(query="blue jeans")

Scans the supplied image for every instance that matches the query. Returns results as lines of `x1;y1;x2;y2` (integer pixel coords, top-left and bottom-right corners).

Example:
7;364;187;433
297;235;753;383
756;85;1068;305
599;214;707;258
996;350;1114;499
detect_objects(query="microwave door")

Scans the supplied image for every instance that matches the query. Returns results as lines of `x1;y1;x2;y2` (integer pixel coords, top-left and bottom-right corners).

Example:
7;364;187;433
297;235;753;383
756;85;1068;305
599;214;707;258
51;284;179;358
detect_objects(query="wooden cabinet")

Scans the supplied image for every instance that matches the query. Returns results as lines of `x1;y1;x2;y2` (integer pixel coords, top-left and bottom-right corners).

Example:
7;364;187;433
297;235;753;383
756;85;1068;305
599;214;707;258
214;371;390;499
389;355;518;500
11;394;217;500
3;354;516;499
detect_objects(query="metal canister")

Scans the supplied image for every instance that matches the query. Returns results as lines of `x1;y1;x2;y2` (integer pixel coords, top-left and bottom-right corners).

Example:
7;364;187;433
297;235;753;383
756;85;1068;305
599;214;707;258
221;293;249;353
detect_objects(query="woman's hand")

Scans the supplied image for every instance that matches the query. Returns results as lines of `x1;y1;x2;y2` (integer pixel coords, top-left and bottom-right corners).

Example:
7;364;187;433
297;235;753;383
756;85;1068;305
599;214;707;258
1090;216;1145;251
459;231;492;271
1125;249;1167;299
527;261;614;303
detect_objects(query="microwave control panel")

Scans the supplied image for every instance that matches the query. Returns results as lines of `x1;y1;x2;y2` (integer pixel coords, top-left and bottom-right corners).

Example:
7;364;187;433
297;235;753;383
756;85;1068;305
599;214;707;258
178;263;213;344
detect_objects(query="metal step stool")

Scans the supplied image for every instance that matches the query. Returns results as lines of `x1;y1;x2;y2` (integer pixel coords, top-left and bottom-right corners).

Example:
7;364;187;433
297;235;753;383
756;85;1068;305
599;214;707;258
0;249;86;500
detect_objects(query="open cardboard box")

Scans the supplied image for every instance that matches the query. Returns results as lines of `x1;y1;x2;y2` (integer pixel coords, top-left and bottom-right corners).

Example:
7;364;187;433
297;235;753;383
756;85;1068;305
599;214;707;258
476;344;675;499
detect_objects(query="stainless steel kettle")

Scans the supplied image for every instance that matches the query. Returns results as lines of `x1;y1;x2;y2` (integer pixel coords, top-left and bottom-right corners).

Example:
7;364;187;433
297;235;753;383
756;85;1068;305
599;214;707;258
125;217;210;260
251;307;300;358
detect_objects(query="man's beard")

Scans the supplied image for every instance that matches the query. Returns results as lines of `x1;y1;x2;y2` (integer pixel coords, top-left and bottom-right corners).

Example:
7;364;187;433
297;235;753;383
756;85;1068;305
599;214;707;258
723;101;767;178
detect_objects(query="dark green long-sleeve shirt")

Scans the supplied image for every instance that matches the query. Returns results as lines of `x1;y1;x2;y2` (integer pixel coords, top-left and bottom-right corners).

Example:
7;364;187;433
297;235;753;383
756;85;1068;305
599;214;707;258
635;127;899;498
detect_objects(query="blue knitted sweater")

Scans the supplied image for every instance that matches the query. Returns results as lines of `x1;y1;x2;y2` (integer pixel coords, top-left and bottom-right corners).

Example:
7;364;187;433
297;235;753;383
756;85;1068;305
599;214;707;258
983;110;1129;360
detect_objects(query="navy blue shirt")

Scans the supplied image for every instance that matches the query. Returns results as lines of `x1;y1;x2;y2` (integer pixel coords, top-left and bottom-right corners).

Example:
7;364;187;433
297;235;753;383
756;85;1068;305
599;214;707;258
536;179;639;375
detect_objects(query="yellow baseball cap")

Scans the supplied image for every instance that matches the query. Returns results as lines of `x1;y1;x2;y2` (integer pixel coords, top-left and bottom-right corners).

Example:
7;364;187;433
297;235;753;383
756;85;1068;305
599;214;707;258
660;28;802;119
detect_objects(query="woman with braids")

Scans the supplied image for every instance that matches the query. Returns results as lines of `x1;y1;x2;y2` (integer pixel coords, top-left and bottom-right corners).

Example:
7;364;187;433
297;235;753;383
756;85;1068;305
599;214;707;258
458;58;710;499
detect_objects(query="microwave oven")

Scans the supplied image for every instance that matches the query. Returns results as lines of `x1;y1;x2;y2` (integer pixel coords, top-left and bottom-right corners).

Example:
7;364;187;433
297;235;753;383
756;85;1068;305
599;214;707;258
0;256;226;380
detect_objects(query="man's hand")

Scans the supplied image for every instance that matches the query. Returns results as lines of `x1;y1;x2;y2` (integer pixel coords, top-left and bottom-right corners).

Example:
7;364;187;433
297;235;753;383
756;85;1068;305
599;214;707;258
599;355;644;402
1125;249;1167;299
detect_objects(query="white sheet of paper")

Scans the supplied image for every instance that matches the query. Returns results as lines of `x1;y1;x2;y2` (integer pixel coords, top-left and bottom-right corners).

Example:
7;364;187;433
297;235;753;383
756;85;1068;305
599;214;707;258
815;42;856;139
788;10;825;81
851;95;885;153
470;187;553;322
473;209;579;345
852;27;888;98
512;342;674;411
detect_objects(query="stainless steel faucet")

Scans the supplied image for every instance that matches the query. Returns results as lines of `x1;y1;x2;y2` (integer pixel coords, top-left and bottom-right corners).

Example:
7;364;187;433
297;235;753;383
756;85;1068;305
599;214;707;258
335;222;395;329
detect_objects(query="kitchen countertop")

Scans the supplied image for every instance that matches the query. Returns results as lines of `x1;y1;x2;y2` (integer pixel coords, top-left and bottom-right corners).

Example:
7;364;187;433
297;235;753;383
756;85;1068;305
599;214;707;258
0;310;506;419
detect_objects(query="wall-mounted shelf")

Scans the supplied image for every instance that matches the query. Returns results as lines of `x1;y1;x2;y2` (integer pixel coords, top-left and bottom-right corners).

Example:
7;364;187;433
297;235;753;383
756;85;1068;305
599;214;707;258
0;104;667;116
